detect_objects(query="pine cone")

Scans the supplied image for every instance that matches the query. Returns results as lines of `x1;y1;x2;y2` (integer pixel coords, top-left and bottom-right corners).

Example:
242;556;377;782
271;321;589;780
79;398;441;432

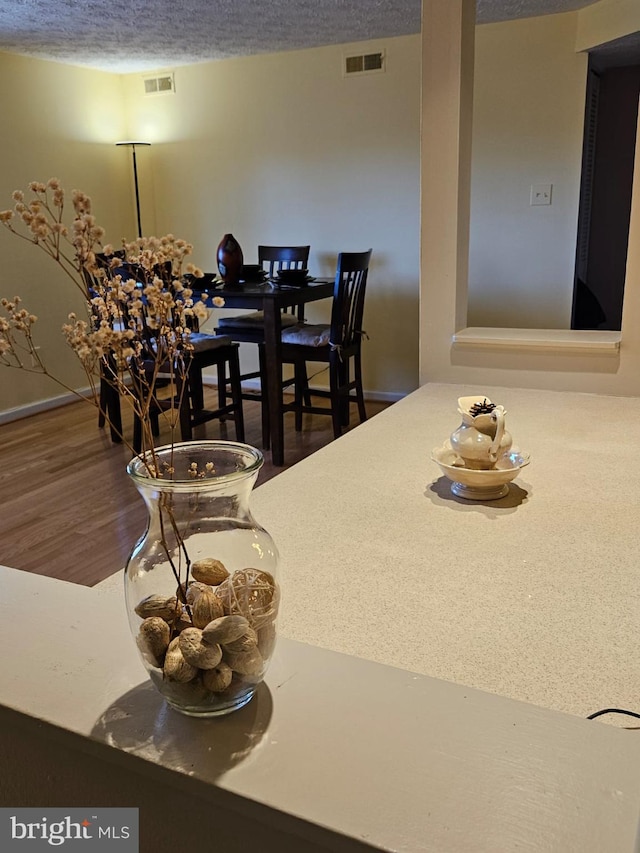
469;399;496;416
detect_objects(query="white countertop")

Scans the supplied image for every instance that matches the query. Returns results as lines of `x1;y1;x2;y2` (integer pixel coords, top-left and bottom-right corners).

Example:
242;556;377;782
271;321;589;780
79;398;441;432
3;382;640;851
246;382;640;719
3;563;640;852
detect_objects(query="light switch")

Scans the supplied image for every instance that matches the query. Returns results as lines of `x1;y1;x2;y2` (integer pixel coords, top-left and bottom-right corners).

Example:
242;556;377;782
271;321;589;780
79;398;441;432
530;184;552;206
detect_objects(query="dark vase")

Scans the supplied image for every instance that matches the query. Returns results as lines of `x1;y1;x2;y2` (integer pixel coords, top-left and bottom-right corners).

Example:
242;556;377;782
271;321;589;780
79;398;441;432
217;234;244;285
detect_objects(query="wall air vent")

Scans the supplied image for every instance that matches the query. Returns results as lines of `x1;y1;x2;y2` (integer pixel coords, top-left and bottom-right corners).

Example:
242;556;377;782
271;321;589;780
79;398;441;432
143;73;175;95
344;51;385;77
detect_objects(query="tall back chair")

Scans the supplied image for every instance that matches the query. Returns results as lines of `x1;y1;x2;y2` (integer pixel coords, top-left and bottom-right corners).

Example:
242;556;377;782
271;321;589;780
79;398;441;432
121;262;246;450
259;244;310;273
257;244;311;322
215;245;311;447
86;256;245;449
82;252;126;443
280;249;372;440
259;243;309;281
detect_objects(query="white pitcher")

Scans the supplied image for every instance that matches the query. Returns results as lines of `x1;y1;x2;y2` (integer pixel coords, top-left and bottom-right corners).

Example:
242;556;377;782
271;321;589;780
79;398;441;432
449;395;512;470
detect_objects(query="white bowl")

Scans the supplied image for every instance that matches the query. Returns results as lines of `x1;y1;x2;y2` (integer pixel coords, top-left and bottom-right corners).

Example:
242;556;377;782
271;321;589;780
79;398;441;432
431;442;530;500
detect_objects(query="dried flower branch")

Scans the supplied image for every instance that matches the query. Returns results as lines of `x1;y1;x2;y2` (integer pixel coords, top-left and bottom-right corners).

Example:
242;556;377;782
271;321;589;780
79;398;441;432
0;178;104;296
0;178;225;475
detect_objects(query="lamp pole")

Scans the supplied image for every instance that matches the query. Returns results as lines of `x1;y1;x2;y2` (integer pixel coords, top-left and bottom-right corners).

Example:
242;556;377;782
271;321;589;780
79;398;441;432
116;141;151;238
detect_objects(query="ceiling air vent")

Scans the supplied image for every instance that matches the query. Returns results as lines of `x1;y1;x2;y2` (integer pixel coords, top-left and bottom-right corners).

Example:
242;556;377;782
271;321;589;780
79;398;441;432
143;73;175;95
344;51;385;77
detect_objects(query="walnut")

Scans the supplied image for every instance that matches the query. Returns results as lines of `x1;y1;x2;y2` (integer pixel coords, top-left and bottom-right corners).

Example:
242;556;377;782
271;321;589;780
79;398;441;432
224;646;264;676
173;605;193;634
137;616;170;667
257;621;277;659
191;558;230;586
223;627;258;653
185;581;213;606
163;637;198;682
134;594;179;621
202;615;250;646
202;662;233;693
178;627;223;670
191;588;225;629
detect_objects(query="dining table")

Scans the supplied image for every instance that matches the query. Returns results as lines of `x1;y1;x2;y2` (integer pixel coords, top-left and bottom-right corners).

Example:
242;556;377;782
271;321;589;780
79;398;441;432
199;276;335;465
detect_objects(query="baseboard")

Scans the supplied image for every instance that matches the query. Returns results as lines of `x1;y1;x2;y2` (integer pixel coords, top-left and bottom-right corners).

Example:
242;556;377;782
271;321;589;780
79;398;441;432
0;387;94;426
0;381;405;427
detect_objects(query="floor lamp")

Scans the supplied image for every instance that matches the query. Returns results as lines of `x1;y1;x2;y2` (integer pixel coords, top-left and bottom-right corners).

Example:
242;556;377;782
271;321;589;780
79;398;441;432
116;141;151;238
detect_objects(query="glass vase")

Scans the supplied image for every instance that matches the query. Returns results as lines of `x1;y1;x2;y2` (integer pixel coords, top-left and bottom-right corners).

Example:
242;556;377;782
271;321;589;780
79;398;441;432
124;440;279;717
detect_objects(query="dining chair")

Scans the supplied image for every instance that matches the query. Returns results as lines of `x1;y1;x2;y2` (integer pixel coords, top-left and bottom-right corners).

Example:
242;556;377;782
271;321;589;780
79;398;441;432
130;333;245;452
279;249;372;439
82;252;126;443
181;333;245;443
123;261;246;450
215;245;311;447
87;257;245;449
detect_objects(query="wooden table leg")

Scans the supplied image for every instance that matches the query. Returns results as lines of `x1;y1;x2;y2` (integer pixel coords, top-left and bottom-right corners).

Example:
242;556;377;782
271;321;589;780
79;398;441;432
262;301;285;466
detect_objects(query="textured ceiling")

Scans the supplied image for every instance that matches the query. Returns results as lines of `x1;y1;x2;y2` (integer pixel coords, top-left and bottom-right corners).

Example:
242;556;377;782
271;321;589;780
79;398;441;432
0;0;602;74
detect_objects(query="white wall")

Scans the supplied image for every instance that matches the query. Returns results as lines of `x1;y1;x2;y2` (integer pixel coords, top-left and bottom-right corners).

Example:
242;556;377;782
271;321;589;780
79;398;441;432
0;52;132;414
121;36;421;398
0;36;421;420
576;0;640;51
420;0;640;397
469;13;587;329
5;1;638;418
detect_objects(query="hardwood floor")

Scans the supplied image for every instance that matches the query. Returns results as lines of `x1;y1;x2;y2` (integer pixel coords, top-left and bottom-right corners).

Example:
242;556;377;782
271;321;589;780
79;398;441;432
0;388;390;587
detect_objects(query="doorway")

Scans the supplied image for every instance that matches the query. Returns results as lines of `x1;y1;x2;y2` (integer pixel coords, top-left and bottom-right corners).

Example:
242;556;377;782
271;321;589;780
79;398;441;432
572;44;640;331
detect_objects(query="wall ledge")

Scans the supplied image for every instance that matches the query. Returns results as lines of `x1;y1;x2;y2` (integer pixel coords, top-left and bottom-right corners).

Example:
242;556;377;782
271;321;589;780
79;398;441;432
452;327;621;356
